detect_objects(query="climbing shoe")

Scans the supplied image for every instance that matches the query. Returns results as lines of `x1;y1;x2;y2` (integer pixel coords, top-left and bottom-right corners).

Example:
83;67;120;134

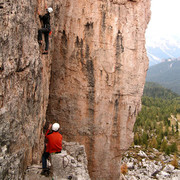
41;169;49;177
38;40;42;45
42;51;48;54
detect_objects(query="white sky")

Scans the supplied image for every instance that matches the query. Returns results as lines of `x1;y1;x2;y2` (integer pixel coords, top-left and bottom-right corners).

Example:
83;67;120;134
146;0;180;39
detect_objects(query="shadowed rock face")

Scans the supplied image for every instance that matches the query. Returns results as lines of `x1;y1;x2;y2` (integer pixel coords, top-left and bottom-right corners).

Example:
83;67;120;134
0;0;150;179
0;0;51;179
47;0;151;179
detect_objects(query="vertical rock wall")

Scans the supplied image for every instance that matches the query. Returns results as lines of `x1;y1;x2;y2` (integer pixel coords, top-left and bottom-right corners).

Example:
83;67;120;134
47;0;151;179
0;0;150;179
0;0;52;179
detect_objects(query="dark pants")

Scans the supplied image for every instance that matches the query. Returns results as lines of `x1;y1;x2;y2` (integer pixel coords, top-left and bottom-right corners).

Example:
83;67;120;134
42;151;61;170
42;152;50;170
38;28;50;51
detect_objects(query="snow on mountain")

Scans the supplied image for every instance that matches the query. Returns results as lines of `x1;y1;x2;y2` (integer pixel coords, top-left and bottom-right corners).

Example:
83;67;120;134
146;36;180;66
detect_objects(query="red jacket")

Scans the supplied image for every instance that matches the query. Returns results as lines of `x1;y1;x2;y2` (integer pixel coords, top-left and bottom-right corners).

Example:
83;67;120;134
45;130;62;153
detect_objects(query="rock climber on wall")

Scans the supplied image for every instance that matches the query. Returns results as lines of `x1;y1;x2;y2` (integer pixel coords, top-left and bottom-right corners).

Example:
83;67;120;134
41;123;62;176
38;5;53;54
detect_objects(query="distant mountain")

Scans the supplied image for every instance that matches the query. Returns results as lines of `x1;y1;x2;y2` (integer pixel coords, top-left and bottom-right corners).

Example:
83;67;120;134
146;59;180;95
146;36;180;66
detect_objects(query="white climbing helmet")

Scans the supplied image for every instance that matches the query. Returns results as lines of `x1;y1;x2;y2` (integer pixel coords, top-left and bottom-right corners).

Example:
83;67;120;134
47;7;53;13
52;123;60;131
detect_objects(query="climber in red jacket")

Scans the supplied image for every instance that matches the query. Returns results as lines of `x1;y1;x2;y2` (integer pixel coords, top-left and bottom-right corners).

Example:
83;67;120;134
41;123;62;176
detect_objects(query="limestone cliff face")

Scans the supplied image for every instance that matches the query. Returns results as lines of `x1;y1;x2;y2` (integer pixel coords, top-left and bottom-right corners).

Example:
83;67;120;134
47;0;151;179
0;0;150;179
0;0;51;179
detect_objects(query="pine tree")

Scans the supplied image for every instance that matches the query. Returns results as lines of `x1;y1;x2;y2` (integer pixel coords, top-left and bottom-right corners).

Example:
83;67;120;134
121;163;128;175
134;133;139;145
172;125;175;135
171;154;178;168
165;146;170;155
170;142;178;153
161;138;167;152
175;121;179;133
142;132;148;148
164;125;169;136
150;136;158;149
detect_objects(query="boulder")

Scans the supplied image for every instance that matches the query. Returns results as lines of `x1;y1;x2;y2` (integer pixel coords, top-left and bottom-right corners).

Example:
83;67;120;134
51;142;90;180
159;171;170;177
163;164;175;173
152;148;159;152
127;162;134;170
138;150;148;158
